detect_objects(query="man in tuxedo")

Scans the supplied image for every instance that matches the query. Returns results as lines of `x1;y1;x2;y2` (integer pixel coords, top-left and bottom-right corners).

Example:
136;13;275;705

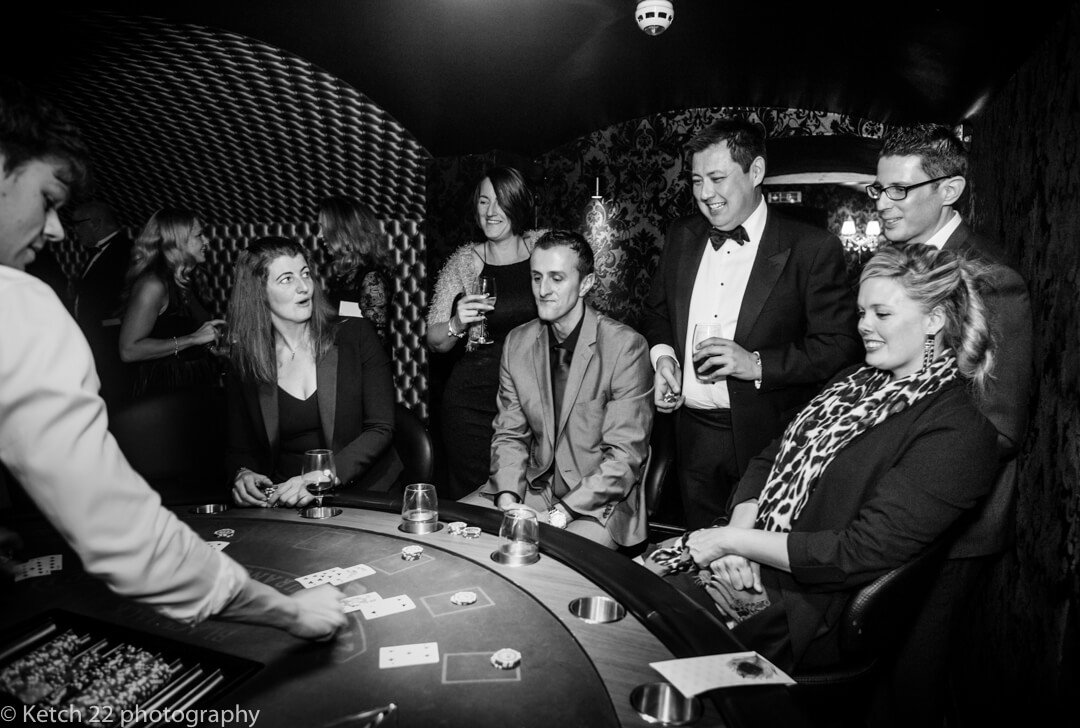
642;117;861;529
463;230;653;549
70;200;132;407
868;123;1034;726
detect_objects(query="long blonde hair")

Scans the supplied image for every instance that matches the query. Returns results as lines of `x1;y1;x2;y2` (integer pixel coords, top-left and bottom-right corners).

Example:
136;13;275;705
125;207;201;294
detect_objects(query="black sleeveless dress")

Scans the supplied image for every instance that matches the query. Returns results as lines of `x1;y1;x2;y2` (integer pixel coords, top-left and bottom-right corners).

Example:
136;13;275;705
440;258;537;497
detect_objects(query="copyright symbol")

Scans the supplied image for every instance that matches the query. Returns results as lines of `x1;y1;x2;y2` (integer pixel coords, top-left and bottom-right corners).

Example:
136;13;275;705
1;705;15;721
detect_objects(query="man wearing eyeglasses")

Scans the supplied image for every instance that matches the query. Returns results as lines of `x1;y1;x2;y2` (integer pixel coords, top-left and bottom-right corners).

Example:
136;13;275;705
70;200;133;409
868;124;1034;727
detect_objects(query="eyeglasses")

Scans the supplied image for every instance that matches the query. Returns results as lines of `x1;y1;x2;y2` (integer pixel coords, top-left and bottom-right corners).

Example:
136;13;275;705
865;175;952;201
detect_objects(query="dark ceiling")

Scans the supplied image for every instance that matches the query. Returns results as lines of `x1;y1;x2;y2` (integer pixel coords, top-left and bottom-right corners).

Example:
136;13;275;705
8;1;1067;159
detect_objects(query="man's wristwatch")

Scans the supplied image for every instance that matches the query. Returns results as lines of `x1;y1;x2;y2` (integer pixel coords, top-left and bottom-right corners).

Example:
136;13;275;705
548;506;569;529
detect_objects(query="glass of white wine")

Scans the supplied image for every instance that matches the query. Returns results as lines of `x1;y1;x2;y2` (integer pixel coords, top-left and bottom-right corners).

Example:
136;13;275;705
299;449;341;519
399;483;440;533
470;275;497;345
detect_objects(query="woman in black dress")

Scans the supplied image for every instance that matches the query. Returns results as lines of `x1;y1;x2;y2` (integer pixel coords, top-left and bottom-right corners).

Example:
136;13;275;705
118;207;224;398
317;195;392;344
425;166;545;497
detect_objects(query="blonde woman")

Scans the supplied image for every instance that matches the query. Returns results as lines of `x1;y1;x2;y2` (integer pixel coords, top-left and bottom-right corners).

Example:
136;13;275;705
118;207;223;398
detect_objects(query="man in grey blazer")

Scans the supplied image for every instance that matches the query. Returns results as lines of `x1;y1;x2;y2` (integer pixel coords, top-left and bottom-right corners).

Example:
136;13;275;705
868;123;1034;726
463;230;653;550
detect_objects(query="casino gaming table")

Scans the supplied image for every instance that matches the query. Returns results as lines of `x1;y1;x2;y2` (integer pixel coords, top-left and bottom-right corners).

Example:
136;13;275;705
0;495;808;728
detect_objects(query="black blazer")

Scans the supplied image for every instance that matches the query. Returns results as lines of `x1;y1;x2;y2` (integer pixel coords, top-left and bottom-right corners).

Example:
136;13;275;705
225;318;403;492
642;207;862;472
940;221;1034;557
74;232;133;329
731;377;999;669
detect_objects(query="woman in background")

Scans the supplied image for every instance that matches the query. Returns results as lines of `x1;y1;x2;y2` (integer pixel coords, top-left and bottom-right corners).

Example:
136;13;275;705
227;236;401;508
425;166;544;498
118;207;223;398
648;244;999;674
317;195;392;343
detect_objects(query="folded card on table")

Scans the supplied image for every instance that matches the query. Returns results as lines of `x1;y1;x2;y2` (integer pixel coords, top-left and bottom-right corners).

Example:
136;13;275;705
649;651;795;696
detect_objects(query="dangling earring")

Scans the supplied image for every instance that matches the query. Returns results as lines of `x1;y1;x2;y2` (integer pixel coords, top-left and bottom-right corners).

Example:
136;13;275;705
922;333;936;369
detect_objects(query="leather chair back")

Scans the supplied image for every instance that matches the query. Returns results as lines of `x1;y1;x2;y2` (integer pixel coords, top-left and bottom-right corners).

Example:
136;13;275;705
393;403;434;486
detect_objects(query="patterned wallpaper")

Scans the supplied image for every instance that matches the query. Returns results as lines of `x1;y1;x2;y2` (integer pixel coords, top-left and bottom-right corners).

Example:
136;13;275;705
428;107;885;330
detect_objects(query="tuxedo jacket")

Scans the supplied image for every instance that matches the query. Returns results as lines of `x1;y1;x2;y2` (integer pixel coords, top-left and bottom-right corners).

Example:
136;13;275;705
732;377;999;669
481;306;654;546
225;318;403;492
641;207;862;472
939;220;1034;557
74;232;133;330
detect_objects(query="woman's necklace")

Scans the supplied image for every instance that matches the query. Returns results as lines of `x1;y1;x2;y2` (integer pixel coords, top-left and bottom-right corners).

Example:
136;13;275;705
278;334;307;363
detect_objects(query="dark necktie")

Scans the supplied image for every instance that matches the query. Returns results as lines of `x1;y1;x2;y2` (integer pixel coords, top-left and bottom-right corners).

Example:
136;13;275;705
552;346;573;431
709;225;749;250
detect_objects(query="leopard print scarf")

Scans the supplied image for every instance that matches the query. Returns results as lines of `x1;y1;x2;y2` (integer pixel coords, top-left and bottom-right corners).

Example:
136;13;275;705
755;354;960;533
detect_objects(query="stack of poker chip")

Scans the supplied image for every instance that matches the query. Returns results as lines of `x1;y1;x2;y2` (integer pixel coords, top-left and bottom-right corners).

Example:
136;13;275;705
461;526;482;539
401;545;424;561
490;648;521;670
450;591;477;606
446;521;467;536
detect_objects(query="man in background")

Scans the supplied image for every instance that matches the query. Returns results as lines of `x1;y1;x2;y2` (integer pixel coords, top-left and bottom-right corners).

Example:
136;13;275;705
868;123;1034;726
71;199;133;408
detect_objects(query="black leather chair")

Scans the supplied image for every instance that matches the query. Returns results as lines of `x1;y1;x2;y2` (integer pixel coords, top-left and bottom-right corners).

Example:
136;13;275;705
393;403;434;486
644;413;682;539
790;539;951;726
109;386;228;505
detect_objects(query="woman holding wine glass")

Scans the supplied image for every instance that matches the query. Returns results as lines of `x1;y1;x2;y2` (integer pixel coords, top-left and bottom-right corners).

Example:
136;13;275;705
226;236;402;509
425;166;546;498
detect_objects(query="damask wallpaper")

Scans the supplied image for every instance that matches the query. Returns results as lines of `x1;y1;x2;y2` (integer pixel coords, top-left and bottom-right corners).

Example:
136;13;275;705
427;106;885;330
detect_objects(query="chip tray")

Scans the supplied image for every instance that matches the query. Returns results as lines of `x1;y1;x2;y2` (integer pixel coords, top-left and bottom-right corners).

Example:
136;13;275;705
0;609;261;726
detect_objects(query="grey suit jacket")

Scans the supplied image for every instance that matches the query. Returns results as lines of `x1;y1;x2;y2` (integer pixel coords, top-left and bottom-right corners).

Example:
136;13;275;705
941;220;1034;557
482;306;654;546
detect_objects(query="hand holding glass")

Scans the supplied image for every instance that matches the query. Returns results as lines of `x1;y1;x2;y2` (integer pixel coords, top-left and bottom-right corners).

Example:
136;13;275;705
469;275;497;345
692;323;726;381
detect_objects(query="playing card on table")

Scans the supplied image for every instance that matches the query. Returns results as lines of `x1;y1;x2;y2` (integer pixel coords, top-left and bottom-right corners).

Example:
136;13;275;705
340;592;383;614
296;567;345;588
205;541;230;552
13;554;62;581
649;651;794;696
379;642;439;668
360;594;416;620
330;563;375;585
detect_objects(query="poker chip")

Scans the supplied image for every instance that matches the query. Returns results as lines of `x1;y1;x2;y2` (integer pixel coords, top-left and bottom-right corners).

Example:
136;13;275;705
490;648;521;670
447;521;467;535
213;529;235;538
450;591;477;606
401;545;424;561
461;526;482;539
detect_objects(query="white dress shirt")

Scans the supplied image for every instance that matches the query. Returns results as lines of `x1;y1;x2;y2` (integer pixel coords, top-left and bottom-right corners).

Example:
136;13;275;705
0;267;248;624
651;198;768;409
923;210;963;249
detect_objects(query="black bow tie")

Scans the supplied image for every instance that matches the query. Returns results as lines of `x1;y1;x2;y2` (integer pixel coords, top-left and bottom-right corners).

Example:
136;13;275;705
709;225;749;250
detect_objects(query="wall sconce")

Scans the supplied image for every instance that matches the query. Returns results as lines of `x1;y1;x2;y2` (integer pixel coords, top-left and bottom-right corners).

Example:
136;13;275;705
840;218;857;237
636;1;674;36
865;219;882;239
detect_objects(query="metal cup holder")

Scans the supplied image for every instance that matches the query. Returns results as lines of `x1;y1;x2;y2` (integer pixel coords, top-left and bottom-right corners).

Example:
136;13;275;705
190;503;229;515
568;596;626;624
629;682;702;726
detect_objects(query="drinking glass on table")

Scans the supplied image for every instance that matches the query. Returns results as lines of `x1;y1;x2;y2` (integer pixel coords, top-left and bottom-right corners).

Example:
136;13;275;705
300;449;341;519
469;275;497;346
692;323;726;382
399;483;440;534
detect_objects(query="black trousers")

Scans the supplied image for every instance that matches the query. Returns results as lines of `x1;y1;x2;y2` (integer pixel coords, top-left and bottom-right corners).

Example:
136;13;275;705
675;407;741;529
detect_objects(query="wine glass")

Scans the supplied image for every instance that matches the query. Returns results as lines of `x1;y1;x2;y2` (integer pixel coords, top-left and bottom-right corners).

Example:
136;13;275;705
470;275;497;345
300;449;341;519
692;323;726;382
